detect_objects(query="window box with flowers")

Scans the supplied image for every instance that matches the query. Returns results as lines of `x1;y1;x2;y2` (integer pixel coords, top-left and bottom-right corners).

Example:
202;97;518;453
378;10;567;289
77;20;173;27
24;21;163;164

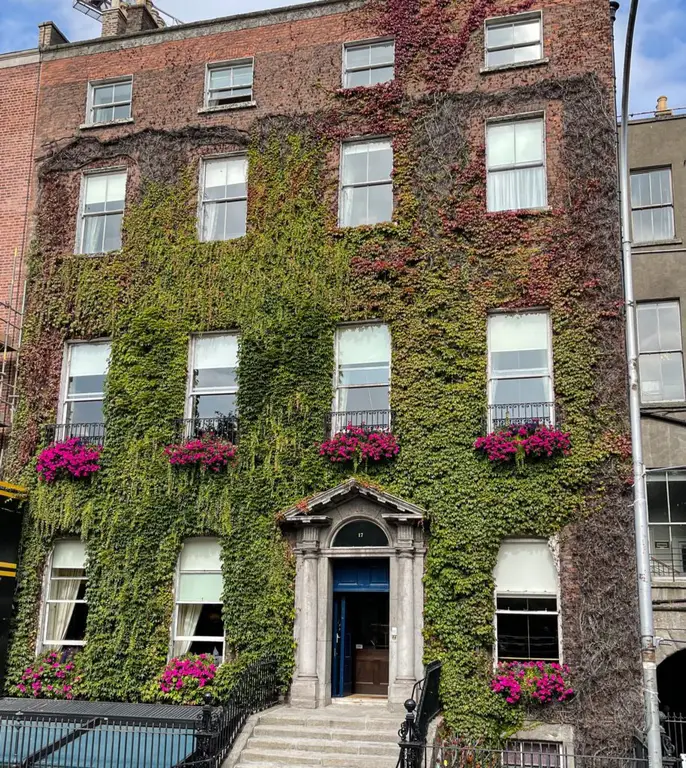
16;651;83;700
36;438;102;484
491;661;574;706
474;422;571;468
143;654;217;705
319;423;399;471
165;436;236;472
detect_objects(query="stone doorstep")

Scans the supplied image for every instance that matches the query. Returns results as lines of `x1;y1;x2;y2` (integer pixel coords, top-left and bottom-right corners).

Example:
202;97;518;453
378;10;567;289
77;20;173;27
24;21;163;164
252;724;397;743
246;736;398;755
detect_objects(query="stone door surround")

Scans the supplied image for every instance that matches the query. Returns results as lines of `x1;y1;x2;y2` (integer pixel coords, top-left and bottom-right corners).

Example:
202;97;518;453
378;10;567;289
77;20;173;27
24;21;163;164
280;479;426;710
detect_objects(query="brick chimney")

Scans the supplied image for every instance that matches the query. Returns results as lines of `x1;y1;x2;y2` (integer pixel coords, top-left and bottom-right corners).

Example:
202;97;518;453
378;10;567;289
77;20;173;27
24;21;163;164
127;0;166;33
656;95;673;117
101;0;128;37
38;21;70;48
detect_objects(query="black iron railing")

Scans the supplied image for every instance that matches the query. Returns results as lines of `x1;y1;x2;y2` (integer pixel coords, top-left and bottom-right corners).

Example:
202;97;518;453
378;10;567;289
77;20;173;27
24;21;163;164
42;422;106;445
397;744;646;768
397;661;442;768
486;402;557;431
0;656;280;768
650;540;686;580
326;409;394;436
173;416;239;444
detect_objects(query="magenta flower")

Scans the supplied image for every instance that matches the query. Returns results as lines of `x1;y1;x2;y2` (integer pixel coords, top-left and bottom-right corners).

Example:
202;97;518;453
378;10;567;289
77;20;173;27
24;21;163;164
36;438;102;483
319;424;399;464
491;661;574;706
165;437;236;472
475;422;571;464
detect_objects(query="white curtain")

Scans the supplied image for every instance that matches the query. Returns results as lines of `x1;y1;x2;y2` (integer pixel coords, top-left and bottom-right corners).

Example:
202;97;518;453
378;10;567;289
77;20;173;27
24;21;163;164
69;342;111;381
174;604;202;656
494;540;558;595
194;335;239;373
488;166;546;212
45;570;81;645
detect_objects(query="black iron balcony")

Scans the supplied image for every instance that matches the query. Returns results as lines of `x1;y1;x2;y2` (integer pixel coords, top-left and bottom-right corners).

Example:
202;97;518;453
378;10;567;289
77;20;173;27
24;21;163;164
172;415;239;444
325;409;394;437
650;542;686;581
485;402;557;431
42;422;106;445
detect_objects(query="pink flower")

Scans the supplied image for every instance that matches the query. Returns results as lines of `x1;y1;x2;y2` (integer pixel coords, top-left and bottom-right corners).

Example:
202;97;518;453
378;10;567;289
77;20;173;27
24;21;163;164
320;424;399;464
37;438;102;483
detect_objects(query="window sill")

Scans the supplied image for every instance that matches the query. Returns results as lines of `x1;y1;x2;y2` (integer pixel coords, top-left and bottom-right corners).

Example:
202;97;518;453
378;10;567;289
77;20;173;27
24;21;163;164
73;249;122;257
641;402;686;410
198;101;257;114
480;57;549;75
486;205;552;215
79;118;134;130
633;238;683;248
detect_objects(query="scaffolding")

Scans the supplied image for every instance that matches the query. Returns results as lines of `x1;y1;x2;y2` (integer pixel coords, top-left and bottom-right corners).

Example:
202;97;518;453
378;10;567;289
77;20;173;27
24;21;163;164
0;249;26;475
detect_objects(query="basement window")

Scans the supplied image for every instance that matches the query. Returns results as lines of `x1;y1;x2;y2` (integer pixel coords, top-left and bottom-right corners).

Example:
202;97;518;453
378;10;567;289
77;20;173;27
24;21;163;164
42;540;88;651
503;741;562;768
493;540;560;662
86;77;132;125
205;60;253;108
173;538;225;663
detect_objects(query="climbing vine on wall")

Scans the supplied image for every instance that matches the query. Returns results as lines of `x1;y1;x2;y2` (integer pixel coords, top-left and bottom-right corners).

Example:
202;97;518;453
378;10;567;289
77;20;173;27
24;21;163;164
4;0;639;756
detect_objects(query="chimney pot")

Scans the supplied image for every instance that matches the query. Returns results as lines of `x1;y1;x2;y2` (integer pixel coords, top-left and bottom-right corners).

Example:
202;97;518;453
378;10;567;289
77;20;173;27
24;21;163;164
656;95;672;117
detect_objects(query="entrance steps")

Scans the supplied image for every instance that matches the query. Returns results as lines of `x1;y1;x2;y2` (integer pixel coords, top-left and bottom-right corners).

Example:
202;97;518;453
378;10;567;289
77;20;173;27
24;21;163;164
230;701;401;768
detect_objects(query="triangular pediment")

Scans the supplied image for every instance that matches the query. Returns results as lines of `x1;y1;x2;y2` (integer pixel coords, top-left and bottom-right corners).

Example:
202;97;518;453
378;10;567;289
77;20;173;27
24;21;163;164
280;478;425;525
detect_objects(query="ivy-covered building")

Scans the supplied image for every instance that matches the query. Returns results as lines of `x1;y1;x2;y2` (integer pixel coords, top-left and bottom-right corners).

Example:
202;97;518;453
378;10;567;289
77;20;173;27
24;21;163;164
2;0;642;758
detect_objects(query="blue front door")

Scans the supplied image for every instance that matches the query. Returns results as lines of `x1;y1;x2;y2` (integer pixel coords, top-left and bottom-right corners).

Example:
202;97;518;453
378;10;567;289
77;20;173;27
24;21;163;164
332;559;390;698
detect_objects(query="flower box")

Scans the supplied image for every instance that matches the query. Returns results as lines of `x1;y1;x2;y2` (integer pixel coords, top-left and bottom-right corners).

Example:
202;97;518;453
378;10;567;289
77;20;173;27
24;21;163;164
16;651;82;700
474;422;571;466
147;654;217;705
319;424;399;467
165;436;236;472
491;660;574;706
36;438;102;483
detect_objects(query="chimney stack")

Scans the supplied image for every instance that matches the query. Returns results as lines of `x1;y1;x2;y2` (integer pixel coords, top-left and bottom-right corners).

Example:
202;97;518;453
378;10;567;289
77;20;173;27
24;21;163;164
100;0;165;38
656;95;673;117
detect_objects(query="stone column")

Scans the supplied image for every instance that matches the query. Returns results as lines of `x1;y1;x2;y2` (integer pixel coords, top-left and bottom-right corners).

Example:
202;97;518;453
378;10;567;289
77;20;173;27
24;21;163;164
390;524;416;705
290;529;320;707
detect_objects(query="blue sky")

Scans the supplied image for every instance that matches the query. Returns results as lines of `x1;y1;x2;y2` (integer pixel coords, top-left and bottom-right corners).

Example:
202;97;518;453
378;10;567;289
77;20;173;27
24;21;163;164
1;0;685;114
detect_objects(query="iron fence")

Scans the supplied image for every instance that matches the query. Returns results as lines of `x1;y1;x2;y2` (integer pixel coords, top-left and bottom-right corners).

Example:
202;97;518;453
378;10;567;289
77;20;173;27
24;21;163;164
326;409;394;435
172;416;239;444
398;744;649;768
650;545;686;580
0;656;280;768
485;402;557;431
42;422;106;445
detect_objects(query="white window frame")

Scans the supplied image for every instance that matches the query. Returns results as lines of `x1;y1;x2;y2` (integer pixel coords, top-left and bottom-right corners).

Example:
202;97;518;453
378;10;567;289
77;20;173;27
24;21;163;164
493;538;562;665
75;168;127;255
332;322;391;431
204;59;254;109
637;300;685;404
85;76;133;126
58;339;111;437
198;155;248;242
39;540;88;653
342;38;395;88
486;310;554;430
483;12;543;70
486;114;547;213
171;538;225;661
631;166;676;244
185;332;240;420
338;138;394;228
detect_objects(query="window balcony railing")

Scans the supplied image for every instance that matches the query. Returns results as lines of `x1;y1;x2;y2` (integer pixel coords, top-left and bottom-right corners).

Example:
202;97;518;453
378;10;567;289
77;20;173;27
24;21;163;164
325;409;394;437
42;422;106;445
173;415;239;444
486;402;557;432
650;543;686;581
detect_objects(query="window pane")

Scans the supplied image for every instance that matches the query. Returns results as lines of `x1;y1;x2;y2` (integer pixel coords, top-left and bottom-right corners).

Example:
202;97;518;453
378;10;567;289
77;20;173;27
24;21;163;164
639;354;663;402
487;48;515;68
632;168;673;207
488;166;546;211
647;475;669;522
103;213;122;251
93;106;114;124
514;43;541;62
370;65;394;85
528;613;559;660
515;120;543;164
224;199;247;239
180;539;221;571
346;69;371;88
653;207;675;241
46;602;88;643
53;541;87;569
113;104;131;120
492;377;549;405
203;201;226;241
661;353;686;401
68;343;109;392
49;574;87;600
231;65;253;87
113;81;131;102
338;325;390;367
370;42;394;65
669;473;686;523
489;313;548;356
204;158;248;200
82;214;104;252
193;335;238;388
487;123;516;168
93;84;114;106
210;68;233;89
105;173;126;209
637;304;659;352
346;45;371;69
513;19;540;44
497;612;529;660
487;23;514;49
178;572;223;602
193;393;237;419
658;302;682;350
367;183;393;223
84;175;108;211
494;541;558;595
341;386;390;412
66;399;105;424
491;349;548;377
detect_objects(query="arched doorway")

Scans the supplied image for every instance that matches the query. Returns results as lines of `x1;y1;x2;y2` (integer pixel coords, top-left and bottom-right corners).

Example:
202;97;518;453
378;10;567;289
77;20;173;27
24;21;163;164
281;479;426;709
